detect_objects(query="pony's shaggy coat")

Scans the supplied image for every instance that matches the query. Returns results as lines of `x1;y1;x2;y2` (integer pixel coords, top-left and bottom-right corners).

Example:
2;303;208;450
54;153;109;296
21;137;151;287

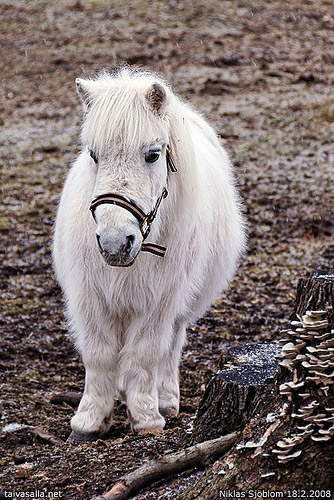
53;68;246;438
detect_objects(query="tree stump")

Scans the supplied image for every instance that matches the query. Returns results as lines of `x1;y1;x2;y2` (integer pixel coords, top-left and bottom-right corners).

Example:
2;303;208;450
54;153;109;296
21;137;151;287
180;271;334;499
292;270;334;325
193;343;281;442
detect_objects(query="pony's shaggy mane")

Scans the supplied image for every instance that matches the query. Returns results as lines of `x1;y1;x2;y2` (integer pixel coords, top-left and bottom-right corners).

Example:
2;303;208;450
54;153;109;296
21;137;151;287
81;68;171;155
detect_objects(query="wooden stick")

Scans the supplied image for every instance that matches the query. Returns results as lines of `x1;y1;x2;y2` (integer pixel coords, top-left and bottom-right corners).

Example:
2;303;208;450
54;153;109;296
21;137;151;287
29;426;64;446
91;431;239;500
50;391;82;406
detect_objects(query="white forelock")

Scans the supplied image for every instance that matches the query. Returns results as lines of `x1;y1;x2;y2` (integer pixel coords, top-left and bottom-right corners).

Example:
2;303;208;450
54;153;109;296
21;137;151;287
80;68;172;155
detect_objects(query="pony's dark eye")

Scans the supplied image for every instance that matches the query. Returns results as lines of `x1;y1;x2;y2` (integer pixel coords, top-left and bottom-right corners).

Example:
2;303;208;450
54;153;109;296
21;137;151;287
89;150;98;164
145;150;160;164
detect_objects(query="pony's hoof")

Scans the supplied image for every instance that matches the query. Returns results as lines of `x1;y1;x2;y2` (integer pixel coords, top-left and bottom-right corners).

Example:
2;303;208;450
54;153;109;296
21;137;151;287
159;407;178;417
137;426;163;436
68;430;101;443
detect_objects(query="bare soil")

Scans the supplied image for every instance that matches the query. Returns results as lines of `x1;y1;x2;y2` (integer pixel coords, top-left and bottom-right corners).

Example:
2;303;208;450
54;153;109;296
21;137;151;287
0;1;333;498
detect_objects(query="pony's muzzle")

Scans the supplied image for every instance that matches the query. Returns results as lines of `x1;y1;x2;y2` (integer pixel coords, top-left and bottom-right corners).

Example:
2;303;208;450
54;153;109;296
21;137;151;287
96;232;138;267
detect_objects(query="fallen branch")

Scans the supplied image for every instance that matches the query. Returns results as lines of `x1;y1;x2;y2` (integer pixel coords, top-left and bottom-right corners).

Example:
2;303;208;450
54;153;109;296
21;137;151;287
50;391;82;406
1;424;64;447
91;431;239;500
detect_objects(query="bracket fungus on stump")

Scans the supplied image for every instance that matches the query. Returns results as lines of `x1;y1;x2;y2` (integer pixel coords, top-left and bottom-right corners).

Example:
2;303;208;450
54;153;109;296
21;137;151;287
273;306;334;462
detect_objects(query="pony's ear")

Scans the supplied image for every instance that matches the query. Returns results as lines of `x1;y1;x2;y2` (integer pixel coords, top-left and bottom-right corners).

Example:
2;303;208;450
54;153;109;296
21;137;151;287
75;78;93;111
146;82;168;116
75;78;107;111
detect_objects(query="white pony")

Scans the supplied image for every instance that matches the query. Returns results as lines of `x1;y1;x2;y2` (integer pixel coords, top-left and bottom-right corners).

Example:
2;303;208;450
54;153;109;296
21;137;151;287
53;67;245;441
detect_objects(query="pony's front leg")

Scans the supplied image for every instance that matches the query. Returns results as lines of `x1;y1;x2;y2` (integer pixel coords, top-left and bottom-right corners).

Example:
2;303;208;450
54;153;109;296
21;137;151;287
158;321;187;417
70;346;117;441
118;327;167;434
68;302;119;441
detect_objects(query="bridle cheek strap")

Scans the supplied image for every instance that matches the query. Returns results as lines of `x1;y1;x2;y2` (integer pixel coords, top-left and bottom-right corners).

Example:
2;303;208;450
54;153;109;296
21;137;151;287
89;189;168;257
141;242;167;256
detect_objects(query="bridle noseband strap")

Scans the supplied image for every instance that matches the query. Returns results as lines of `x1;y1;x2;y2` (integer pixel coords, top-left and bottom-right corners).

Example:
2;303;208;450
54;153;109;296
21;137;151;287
89;146;176;258
90;193;147;227
89;189;168;256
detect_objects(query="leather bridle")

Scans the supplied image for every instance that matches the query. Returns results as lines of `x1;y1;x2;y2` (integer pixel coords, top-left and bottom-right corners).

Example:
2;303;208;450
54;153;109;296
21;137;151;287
89;146;177;257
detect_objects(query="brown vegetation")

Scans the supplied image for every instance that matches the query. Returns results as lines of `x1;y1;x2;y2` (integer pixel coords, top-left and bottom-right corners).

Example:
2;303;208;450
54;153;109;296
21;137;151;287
1;1;333;498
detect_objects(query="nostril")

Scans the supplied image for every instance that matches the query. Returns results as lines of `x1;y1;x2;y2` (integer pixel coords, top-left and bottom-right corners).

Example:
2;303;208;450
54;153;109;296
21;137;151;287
96;234;104;254
124;234;135;255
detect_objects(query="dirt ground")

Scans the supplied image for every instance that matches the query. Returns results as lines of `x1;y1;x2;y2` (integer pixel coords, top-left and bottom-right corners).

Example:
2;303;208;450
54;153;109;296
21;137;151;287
1;0;333;498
